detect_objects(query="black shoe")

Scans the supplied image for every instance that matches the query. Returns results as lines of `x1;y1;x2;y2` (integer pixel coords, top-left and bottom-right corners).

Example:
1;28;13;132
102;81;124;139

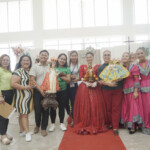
107;125;113;129
113;129;119;136
129;129;135;134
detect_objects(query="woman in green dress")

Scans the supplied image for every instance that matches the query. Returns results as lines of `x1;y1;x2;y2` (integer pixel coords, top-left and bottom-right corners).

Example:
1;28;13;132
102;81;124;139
11;55;34;142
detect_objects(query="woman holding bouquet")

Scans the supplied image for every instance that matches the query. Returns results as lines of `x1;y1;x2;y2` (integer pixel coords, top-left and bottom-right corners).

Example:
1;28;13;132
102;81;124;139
73;52;108;135
98;50;124;136
49;53;71;131
121;52;144;134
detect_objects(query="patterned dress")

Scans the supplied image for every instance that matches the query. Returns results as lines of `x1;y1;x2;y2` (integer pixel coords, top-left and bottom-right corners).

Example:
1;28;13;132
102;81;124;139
138;60;150;135
12;68;33;114
121;64;144;128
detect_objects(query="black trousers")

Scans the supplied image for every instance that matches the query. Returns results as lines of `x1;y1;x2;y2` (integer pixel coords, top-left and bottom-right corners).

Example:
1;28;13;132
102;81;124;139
50;90;67;123
0;90;13;135
33;89;49;130
66;83;78;117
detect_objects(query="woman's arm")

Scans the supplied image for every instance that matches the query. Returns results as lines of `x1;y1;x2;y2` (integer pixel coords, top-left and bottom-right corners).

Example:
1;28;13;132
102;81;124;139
30;76;45;97
60;74;71;82
11;75;32;90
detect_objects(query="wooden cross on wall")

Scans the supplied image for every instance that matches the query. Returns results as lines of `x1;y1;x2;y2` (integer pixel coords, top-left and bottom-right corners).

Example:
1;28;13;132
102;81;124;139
124;36;135;53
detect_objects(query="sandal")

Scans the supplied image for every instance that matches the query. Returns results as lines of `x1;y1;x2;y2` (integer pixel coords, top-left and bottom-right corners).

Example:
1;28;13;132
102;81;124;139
1;137;11;145
70;120;74;128
6;134;13;141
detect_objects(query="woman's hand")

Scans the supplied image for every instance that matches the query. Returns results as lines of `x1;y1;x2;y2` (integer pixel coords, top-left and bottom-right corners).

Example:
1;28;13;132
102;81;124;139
133;91;138;99
107;81;117;87
24;85;33;90
60;76;67;81
88;83;92;87
0;96;5;104
39;89;45;97
71;75;76;80
72;77;80;82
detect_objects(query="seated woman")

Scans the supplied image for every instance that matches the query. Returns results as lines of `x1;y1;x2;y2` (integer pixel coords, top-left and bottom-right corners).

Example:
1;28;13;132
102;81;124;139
73;52;108;135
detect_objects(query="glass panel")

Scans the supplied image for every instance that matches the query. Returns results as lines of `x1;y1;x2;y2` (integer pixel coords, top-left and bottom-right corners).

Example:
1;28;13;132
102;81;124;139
8;1;20;32
109;36;123;46
57;0;70;29
84;38;96;48
70;0;82;28
96;37;109;48
95;0;107;26
71;39;83;50
43;40;58;50
58;39;71;50
135;35;149;42
134;0;148;24
0;2;8;33
43;0;57;29
82;0;95;27
20;0;33;31
108;0;122;25
148;0;150;23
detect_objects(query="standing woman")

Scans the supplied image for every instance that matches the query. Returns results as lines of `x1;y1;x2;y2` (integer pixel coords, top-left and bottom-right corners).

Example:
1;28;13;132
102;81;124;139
0;54;14;145
121;52;144;134
136;47;150;135
49;53;71;131
73;52;108;135
66;51;80;127
11;55;34;142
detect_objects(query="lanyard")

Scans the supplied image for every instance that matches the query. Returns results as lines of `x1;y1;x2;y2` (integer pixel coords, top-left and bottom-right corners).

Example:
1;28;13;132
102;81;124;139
71;65;76;75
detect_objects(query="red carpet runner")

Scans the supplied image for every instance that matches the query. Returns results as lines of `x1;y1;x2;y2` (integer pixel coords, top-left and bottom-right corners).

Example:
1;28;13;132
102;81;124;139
59;125;126;150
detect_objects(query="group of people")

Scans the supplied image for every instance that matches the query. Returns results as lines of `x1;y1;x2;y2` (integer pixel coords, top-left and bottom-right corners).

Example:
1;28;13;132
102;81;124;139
0;47;150;145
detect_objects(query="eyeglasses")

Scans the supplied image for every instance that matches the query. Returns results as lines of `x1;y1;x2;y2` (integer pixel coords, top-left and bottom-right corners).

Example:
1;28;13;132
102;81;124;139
103;54;111;57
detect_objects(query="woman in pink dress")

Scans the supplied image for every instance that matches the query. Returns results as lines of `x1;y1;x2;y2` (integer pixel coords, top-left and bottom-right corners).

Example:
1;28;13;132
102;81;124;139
136;47;150;135
73;52;108;135
121;52;144;134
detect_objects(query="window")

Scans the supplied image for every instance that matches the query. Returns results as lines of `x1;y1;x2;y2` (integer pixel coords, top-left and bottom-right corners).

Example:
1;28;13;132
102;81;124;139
70;0;82;28
43;0;123;29
135;35;149;42
43;36;124;51
43;0;57;29
134;0;150;24
82;0;95;27
95;0;107;26
0;41;34;70
0;0;33;33
108;0;123;25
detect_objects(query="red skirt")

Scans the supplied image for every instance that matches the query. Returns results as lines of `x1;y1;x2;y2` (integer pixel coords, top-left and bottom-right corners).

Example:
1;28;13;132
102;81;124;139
73;83;108;134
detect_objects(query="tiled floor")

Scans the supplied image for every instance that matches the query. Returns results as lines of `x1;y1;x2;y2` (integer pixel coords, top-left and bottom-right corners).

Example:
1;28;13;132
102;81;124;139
0;111;150;150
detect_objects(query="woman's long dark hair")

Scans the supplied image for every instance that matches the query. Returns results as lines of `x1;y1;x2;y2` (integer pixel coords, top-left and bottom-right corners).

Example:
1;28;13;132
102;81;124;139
69;51;78;67
56;53;68;67
16;55;32;69
0;54;11;72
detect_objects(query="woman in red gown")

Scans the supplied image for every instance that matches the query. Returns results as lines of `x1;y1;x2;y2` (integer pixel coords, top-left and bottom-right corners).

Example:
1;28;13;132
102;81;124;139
73;52;108;134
